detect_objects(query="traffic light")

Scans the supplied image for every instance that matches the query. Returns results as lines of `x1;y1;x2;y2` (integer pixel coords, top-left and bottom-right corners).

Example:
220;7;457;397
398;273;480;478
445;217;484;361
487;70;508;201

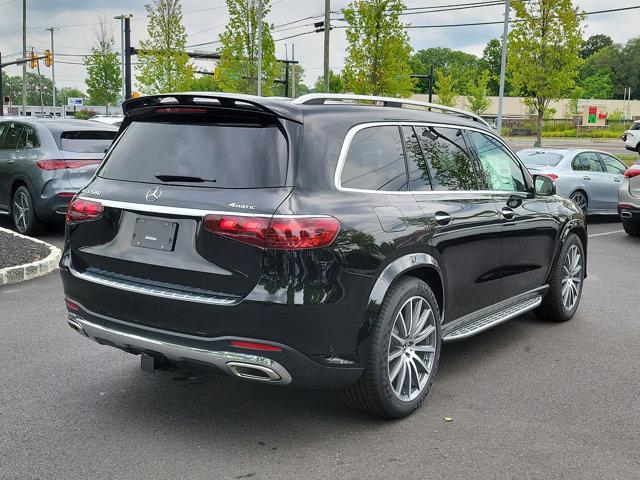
29;52;37;69
213;66;219;81
44;49;52;67
314;21;324;32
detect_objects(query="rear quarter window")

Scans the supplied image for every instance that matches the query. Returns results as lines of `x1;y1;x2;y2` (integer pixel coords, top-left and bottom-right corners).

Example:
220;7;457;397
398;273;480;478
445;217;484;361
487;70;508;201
98;120;288;188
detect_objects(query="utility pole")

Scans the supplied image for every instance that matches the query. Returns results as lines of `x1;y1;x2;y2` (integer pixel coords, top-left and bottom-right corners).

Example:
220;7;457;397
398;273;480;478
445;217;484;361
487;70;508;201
291;43;296;98
496;0;510;134
256;0;264;96
323;0;330;92
22;0;26;116
32;47;44;114
124;16;132;99
0;52;4;116
45;27;58;116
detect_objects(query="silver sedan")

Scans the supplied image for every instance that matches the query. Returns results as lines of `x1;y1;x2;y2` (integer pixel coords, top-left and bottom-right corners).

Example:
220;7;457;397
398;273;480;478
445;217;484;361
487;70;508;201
517;148;627;215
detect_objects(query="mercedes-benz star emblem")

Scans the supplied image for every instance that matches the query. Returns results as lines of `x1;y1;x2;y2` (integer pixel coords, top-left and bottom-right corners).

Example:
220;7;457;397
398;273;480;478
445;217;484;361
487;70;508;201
145;186;162;202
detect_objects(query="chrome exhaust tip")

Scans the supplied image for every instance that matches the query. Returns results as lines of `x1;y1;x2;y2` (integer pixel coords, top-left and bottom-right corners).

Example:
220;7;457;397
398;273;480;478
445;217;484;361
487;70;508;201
67;316;88;337
620;211;632;219
226;361;283;382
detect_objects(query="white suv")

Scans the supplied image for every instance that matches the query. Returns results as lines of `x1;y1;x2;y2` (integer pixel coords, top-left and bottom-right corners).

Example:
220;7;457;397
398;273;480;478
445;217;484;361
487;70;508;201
623;121;640;152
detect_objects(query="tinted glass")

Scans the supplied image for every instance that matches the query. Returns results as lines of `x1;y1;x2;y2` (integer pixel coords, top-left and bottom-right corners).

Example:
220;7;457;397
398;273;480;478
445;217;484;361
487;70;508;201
99;121;288;188
518;151;563;167
22;126;40;149
1;123;24;149
0;123;6;146
341;126;407;191
600;154;626;175
60;130;116;153
415;126;477;191
631;123;640;131
572;153;603;172
468;131;527;192
402;126;431;191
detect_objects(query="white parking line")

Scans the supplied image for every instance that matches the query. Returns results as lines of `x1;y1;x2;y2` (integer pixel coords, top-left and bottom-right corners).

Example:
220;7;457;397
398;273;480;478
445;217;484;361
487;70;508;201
588;230;625;238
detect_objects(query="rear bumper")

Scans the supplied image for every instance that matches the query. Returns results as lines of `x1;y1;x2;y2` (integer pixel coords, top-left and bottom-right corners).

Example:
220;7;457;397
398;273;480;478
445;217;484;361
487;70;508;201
618;204;640;223
36;180;77;222
63;297;364;389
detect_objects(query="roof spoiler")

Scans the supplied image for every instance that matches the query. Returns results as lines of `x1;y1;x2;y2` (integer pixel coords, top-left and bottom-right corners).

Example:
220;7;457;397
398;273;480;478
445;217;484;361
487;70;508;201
122;93;303;123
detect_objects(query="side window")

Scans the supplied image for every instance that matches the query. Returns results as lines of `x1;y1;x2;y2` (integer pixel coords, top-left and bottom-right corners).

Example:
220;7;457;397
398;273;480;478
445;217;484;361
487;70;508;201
600;154;626;175
22;126;41;149
467;131;527;192
402;126;431;191
1;123;25;150
572;153;603;172
415;126;477;191
0;123;7;148
341;126;408;191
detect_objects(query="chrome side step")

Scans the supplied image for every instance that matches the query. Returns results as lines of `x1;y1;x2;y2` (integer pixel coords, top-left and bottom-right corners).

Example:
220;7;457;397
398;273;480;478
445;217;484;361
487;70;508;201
443;295;542;342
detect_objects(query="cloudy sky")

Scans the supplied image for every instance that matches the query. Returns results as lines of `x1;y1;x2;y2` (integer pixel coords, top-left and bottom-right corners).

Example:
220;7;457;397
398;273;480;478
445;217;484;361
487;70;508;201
0;0;637;92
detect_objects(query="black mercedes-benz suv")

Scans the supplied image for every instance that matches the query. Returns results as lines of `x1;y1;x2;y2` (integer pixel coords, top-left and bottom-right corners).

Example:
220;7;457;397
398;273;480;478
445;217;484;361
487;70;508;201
60;93;587;418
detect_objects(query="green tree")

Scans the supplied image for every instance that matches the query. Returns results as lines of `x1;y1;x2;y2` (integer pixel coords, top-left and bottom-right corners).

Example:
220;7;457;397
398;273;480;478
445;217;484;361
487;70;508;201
466;70;492;115
272;63;307;97
136;0;194;94
218;0;279;96
186;73;220;92
1;71;55;106
313;70;344;93
411;47;481;95
434;71;457;107
580;68;614;99
56;87;87;106
342;0;414;97
582;38;640;99
84;21;121;113
508;0;585;146
481;39;508;96
580;34;613;59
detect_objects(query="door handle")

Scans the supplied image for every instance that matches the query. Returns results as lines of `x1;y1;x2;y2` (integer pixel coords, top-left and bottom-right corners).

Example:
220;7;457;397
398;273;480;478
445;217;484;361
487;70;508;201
434;212;452;226
582;176;591;181
613;177;622;183
501;207;516;220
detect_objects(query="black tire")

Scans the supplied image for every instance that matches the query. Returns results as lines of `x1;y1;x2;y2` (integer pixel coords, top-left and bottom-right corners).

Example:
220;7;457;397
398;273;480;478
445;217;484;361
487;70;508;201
339;277;441;418
536;233;585;322
622;220;640;236
12;185;43;236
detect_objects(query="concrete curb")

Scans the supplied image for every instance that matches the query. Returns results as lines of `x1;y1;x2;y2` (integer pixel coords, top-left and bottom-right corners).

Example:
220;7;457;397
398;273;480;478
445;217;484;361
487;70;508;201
0;227;62;286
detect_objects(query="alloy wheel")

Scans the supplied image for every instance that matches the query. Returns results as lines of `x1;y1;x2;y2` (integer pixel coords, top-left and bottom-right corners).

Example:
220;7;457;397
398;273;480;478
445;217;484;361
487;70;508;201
13;191;31;233
387;296;437;402
570;192;587;215
561;245;582;311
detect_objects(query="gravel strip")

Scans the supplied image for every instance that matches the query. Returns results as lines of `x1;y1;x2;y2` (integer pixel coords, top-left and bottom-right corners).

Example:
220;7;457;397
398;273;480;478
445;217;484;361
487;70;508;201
0;230;51;269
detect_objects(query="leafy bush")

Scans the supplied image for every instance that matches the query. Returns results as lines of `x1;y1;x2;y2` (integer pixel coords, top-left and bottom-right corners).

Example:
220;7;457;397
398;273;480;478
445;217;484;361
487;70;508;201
541;128;625;139
74;109;97;120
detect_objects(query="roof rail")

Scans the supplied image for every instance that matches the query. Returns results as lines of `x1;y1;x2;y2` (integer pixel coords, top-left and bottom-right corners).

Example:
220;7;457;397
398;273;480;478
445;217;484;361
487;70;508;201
292;93;491;128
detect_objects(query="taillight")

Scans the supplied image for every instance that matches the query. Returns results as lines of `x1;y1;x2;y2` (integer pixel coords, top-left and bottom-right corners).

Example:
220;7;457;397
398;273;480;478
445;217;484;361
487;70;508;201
36;159;101;170
623;168;640;178
65;298;79;311
66;198;103;224
541;173;559;182
229;340;283;352
203;214;340;250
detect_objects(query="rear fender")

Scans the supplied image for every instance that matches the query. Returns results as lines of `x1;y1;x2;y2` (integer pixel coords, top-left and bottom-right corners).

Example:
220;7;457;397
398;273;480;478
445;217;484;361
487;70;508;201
355;253;443;362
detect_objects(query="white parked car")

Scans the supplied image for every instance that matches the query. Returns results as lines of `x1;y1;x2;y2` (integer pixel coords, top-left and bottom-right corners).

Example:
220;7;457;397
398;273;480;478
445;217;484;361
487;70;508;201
91;115;124;128
622;121;640;152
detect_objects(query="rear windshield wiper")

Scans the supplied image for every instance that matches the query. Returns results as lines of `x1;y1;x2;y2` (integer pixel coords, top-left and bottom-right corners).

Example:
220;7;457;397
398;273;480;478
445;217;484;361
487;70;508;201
154;174;216;183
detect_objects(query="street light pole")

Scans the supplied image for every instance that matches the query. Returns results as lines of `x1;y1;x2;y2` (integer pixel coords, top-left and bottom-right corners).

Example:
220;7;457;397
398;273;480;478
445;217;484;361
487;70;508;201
45;27;58;116
256;0;264;96
496;0;510;134
22;0;26;116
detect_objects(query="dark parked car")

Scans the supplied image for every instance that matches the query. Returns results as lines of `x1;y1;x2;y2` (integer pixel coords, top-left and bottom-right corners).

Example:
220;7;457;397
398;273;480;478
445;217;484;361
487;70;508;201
0;118;118;235
60;93;587;418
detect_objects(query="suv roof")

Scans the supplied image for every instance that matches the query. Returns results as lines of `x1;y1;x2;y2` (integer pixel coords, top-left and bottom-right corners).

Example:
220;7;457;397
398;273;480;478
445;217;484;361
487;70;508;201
121;92;492;132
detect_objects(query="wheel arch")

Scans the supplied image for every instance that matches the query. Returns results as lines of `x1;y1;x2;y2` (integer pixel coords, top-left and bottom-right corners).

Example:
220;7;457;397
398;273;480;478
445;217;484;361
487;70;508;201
552;219;588;280
9;177;31;211
356;253;444;362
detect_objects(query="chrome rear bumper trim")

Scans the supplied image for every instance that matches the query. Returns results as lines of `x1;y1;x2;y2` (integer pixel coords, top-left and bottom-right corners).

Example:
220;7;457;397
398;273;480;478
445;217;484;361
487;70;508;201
68;314;292;384
68;266;239;306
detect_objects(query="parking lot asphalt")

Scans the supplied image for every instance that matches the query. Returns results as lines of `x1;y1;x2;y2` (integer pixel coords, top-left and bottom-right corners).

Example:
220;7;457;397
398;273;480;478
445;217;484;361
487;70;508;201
1;216;638;480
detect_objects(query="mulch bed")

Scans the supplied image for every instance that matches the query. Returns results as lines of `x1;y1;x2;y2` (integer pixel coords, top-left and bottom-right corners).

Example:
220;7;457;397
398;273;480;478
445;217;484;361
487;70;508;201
0;230;51;269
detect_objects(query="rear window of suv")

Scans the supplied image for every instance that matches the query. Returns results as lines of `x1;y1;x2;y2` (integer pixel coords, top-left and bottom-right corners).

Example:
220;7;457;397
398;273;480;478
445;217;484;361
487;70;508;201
98;121;288;188
60;130;117;153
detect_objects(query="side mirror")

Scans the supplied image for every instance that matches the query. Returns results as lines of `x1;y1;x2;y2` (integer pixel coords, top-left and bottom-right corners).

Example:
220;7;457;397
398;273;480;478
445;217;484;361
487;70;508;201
534;175;556;196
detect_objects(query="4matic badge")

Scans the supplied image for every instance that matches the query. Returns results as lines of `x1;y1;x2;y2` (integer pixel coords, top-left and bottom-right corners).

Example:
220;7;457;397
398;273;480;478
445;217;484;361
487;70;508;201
228;202;256;210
